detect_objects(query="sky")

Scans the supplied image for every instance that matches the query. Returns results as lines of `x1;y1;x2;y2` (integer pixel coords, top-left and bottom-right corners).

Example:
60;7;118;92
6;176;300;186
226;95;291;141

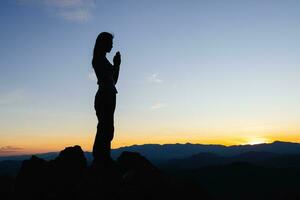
1;0;300;155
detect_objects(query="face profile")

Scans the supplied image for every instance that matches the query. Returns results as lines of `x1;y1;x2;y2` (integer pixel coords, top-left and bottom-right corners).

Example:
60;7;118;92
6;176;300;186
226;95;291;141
103;39;113;53
107;40;113;53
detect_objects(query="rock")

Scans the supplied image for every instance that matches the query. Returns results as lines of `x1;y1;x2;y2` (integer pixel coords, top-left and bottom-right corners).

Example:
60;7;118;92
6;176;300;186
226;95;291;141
117;151;163;185
15;145;88;200
15;156;49;199
55;145;87;170
51;145;87;199
117;151;171;200
117;151;160;173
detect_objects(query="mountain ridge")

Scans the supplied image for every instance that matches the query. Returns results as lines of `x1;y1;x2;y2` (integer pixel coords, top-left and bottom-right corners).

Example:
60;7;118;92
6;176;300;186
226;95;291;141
1;141;300;162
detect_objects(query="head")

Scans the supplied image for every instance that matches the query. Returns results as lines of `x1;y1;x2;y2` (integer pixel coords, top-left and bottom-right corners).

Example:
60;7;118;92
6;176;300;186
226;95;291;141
93;32;114;57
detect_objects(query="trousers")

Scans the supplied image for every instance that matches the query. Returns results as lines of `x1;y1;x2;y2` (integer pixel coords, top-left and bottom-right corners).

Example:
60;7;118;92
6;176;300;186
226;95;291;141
92;89;116;163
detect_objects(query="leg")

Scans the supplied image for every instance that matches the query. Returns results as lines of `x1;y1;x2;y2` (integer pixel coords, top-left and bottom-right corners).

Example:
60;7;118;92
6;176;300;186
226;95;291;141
93;91;116;163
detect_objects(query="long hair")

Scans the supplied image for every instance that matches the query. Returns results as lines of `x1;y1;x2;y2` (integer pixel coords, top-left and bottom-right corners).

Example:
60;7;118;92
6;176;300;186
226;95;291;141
92;32;114;67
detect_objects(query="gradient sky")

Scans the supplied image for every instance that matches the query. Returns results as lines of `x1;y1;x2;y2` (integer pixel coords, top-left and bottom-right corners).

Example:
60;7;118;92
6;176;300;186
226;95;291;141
1;0;300;155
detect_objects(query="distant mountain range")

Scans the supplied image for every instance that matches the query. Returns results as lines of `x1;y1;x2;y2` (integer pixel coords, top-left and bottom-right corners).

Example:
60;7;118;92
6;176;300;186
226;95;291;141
2;141;300;199
1;141;300;163
111;141;300;163
1;141;300;177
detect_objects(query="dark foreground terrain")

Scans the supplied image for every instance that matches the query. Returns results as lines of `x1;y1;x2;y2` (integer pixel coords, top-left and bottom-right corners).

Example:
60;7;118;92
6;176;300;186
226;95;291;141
1;143;300;200
0;145;210;200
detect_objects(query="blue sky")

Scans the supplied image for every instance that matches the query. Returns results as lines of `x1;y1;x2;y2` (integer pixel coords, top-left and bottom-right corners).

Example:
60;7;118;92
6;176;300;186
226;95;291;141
1;0;300;155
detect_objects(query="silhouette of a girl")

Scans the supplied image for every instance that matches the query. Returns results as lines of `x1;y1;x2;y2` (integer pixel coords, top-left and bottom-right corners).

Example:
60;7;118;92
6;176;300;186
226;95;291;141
92;32;121;164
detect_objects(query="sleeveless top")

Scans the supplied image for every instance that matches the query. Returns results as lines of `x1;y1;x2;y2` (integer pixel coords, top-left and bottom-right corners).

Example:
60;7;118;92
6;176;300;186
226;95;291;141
93;56;118;93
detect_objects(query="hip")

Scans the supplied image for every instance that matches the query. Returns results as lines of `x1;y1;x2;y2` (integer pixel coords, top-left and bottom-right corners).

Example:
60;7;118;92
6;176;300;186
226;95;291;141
94;89;116;110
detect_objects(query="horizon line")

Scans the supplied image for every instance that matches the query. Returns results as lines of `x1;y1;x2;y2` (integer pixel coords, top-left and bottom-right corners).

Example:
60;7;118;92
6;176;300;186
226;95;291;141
1;140;299;158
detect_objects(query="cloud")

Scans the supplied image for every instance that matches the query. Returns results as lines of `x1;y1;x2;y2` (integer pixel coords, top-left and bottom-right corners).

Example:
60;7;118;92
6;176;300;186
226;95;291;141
150;102;167;110
0;146;23;154
0;89;26;105
147;73;163;83
43;0;92;7
17;0;95;23
88;70;97;81
58;8;92;22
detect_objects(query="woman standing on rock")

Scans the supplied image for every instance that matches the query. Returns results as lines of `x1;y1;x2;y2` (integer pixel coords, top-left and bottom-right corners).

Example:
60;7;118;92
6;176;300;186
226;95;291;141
92;32;121;164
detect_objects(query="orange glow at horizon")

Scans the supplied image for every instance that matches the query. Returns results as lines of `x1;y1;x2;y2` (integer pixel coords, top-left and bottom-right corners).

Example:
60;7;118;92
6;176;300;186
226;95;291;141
2;132;300;156
2;120;300;156
241;137;271;145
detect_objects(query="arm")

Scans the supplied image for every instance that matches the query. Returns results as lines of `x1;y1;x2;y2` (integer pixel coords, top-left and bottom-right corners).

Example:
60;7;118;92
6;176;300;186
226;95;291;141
113;64;120;84
113;52;121;84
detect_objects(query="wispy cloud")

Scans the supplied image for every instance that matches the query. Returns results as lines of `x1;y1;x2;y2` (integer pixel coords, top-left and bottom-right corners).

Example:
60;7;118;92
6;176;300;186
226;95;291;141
88;70;97;81
147;73;163;83
58;8;92;22
43;0;93;7
17;0;95;23
0;89;26;105
0;146;23;154
150;102;167;110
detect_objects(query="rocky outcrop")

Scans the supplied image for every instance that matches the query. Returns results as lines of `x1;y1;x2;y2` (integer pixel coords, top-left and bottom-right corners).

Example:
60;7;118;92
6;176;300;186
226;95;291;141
13;145;209;200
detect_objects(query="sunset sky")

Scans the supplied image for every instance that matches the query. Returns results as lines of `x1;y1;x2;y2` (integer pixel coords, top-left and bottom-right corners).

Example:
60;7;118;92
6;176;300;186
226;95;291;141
1;0;300;156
